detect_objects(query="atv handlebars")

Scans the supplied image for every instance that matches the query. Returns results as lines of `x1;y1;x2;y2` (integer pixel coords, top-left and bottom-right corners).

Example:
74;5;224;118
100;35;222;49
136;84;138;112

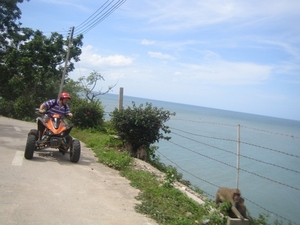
35;109;71;118
35;108;45;116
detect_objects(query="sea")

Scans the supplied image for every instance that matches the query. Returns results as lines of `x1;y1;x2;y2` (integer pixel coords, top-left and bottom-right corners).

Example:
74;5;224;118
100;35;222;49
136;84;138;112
98;93;300;225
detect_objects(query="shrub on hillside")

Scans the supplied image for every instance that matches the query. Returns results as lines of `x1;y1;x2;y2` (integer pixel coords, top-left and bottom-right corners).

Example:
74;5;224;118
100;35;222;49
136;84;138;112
70;98;104;129
13;96;36;120
0;98;14;118
110;102;175;158
0;96;35;120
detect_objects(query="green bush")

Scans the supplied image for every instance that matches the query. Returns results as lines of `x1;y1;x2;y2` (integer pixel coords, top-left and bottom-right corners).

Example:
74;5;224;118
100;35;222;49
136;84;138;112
13;96;36;120
110;101;175;157
70;98;104;129
0;98;14;118
0;96;36;120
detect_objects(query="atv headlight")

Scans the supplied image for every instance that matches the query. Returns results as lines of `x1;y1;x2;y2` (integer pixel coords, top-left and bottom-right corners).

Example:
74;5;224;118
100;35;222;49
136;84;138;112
60;132;64;136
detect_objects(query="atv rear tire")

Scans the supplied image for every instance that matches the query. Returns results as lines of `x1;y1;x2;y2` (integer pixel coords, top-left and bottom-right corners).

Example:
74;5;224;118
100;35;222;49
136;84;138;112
70;139;81;163
24;135;36;159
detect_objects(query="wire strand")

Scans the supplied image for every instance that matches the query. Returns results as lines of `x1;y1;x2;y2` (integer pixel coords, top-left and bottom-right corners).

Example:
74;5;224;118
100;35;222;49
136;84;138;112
74;0;126;36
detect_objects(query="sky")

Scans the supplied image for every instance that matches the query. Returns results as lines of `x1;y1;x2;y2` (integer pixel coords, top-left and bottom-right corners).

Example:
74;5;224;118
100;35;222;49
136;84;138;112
18;0;300;121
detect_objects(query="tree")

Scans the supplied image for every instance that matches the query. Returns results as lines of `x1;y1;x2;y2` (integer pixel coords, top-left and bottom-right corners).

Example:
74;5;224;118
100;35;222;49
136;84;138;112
63;71;116;129
0;0;84;119
0;29;83;119
0;0;29;52
78;70;117;102
64;75;106;129
110;102;176;158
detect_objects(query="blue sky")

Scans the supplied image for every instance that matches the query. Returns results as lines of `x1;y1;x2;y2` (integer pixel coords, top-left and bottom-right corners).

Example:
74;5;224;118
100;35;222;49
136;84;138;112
18;0;300;121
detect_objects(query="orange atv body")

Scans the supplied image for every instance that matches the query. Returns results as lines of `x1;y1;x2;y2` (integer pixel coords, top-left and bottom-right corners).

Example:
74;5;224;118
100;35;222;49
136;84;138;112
24;113;81;163
44;114;67;135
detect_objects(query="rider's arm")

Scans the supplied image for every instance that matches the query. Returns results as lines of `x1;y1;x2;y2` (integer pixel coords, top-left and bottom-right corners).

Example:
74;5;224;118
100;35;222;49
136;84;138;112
65;105;72;117
39;103;46;113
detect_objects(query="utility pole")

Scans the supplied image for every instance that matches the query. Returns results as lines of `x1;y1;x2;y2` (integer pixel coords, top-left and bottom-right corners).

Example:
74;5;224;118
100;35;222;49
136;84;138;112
58;26;74;99
236;124;241;189
118;87;124;110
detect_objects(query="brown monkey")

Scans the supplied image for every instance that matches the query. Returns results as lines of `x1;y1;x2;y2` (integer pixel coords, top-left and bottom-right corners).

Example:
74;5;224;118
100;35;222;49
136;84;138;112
228;197;247;219
215;187;245;220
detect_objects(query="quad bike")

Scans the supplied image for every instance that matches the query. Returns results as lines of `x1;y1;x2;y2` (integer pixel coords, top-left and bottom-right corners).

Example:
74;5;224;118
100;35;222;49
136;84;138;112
24;110;81;163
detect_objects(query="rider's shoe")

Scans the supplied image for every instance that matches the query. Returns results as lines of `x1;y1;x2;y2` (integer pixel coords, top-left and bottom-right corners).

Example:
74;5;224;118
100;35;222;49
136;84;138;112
59;147;66;155
37;136;49;144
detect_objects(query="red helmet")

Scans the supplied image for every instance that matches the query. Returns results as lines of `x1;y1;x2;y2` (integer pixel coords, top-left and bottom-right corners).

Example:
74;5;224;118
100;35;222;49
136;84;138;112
60;92;71;100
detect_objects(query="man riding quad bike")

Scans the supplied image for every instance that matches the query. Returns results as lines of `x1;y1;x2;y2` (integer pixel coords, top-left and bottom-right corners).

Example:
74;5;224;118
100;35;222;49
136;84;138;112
24;93;81;163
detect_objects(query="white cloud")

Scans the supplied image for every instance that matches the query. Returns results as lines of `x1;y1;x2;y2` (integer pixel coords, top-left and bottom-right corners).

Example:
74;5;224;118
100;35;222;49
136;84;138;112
81;45;133;67
255;39;300;61
42;0;89;11
148;51;176;60
141;39;156;45
180;60;272;85
123;0;300;31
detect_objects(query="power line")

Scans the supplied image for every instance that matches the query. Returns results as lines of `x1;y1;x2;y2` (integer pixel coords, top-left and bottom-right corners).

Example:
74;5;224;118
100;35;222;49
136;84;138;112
156;149;299;225
169;137;300;192
170;118;300;139
78;0;126;36
171;130;300;174
75;0;111;31
74;0;126;36
171;126;300;160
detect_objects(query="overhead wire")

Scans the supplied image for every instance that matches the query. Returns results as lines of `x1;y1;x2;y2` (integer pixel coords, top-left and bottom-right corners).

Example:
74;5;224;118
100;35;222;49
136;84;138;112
75;0;111;31
76;0;126;36
74;0;126;37
158;120;300;225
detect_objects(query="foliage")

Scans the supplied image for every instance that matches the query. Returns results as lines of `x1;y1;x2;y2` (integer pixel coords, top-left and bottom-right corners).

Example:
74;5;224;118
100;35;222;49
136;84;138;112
0;0;29;51
1;29;82;102
0;98;14;118
96;148;133;170
163;167;177;188
0;0;83;120
120;168;205;225
149;152;191;189
71;127;132;170
64;78;100;128
64;71;116;129
78;70;117;102
70;98;104;129
110;101;176;157
202;201;228;225
63;78;84;98
248;213;270;225
13;95;36;120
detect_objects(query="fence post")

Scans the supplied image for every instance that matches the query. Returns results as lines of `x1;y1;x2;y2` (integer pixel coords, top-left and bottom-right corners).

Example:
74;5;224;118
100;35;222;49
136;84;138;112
118;87;123;110
236;124;241;189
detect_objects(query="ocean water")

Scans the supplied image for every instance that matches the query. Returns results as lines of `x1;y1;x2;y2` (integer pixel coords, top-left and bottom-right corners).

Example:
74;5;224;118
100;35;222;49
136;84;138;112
99;93;300;224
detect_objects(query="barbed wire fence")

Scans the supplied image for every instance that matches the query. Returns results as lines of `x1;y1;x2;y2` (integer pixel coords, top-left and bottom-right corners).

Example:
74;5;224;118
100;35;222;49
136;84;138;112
155;117;300;225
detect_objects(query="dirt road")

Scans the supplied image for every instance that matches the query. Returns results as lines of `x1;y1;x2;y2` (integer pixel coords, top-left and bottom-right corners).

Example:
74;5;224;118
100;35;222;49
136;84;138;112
0;116;157;225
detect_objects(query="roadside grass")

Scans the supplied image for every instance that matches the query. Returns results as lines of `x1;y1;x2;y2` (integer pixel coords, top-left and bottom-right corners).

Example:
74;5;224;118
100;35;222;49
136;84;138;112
71;127;216;224
71;127;275;225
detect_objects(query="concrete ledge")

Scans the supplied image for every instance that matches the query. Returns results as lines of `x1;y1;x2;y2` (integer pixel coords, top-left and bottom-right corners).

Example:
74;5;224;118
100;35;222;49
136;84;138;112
227;217;249;225
173;181;207;205
175;184;205;205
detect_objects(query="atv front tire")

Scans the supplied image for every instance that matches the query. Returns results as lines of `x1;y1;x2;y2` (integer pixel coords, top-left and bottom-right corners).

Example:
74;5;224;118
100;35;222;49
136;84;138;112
29;129;39;140
70;139;81;163
24;135;36;159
